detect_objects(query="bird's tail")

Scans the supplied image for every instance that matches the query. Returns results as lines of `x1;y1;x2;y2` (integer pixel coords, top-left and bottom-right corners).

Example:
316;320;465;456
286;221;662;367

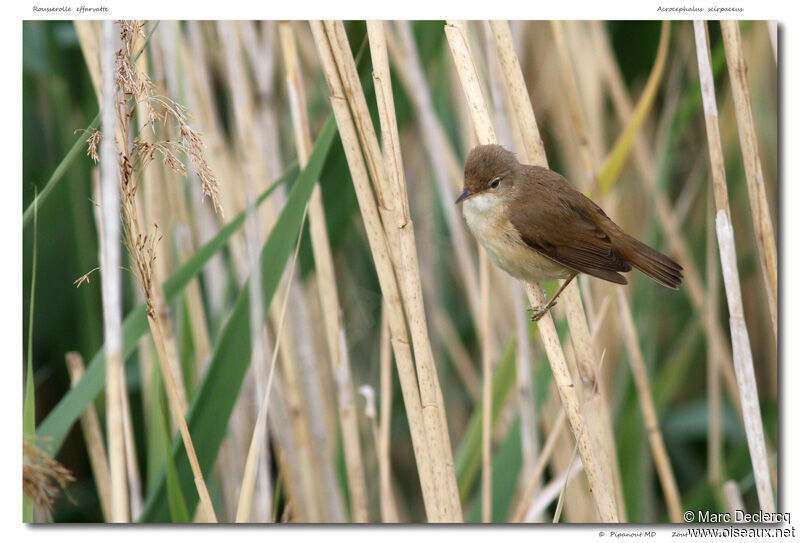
621;235;683;289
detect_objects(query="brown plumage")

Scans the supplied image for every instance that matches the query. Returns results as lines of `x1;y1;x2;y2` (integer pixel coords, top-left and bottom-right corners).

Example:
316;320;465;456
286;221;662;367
458;144;683;291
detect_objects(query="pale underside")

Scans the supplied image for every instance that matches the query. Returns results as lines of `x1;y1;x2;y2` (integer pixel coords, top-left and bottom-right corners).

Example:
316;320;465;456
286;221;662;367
463;192;573;284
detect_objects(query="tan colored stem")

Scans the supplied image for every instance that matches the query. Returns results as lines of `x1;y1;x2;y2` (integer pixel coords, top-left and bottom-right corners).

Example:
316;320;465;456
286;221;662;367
719;20;778;343
388;22;481;321
310;20;441;522
695;21;775;514
98;20;129;523
378;310;400;522
327;20;461;521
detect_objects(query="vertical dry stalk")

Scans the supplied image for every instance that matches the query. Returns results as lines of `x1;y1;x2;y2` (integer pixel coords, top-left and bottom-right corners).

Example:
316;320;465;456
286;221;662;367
90;171;145;520
65;353;112;521
309;20;442;522
278;21;369;523
706;188;723;487
445;20;618;523
99;19;129;523
616;288;683;522
716;212;775;513
368;20;463;521
389;21;482;348
325;20;461;521
694;21;775;513
719;21;778;342
378;310;400;522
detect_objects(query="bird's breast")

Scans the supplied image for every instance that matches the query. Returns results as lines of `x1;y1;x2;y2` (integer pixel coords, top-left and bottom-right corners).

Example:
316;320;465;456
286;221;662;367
463;194;571;283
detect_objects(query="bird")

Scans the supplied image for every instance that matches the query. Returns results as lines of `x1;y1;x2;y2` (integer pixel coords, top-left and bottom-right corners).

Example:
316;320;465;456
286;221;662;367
456;144;683;321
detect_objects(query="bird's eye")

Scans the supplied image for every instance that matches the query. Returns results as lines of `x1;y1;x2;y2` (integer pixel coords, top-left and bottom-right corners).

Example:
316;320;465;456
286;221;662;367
490;177;501;189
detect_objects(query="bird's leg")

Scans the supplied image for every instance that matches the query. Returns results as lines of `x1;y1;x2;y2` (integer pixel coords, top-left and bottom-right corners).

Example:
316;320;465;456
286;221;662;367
528;273;577;322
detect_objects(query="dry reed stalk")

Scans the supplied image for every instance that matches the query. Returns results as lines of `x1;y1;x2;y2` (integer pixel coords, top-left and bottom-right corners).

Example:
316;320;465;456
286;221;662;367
706;188;723;487
510;410;566;522
720;21;778;342
89;171;145;520
446;20;618;523
65;353;112;521
278;21;369;523
310;20;442;522
99;20;129;523
716;212;775;513
590;21;743;411
723;480;746;515
378;310;400;522
180;23;255;518
325;20;462;521
478;31;504;512
616;288;683;521
388;22;481;327
513;282;539;483
695;21;775;513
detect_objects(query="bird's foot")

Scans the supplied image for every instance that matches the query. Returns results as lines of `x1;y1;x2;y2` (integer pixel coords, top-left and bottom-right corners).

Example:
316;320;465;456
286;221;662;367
527;301;555;322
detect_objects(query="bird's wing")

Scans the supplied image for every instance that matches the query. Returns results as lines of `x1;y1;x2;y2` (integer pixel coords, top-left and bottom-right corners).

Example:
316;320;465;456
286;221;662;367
509;169;631;285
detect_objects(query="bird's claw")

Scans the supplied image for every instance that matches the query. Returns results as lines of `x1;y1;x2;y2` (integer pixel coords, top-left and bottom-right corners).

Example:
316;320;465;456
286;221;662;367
527;301;556;322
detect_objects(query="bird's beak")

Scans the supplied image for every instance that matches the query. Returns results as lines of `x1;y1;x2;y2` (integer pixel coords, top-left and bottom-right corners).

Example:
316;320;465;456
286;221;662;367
455;188;471;204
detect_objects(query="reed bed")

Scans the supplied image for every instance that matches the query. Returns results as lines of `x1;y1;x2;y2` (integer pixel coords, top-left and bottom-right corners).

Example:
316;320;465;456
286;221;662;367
23;19;778;524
